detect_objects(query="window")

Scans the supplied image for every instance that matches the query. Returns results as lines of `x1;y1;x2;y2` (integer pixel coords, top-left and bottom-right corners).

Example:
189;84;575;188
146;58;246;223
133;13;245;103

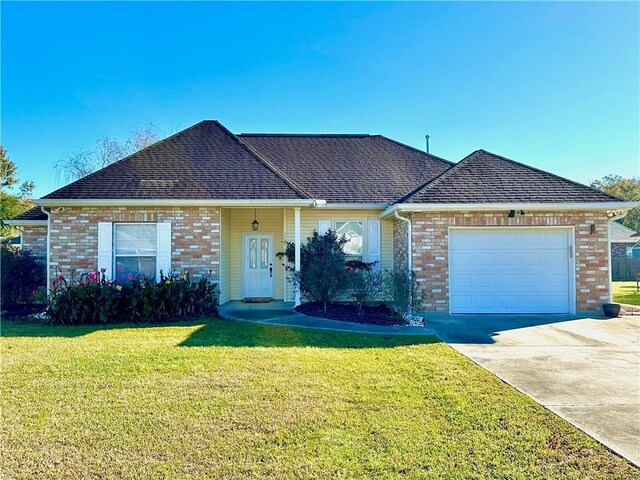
114;223;157;283
335;220;364;261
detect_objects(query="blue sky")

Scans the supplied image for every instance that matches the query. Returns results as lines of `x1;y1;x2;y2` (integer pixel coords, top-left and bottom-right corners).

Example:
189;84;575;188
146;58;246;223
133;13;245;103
2;1;639;198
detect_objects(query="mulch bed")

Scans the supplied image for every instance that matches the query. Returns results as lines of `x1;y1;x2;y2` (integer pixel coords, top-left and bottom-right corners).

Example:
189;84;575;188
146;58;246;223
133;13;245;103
295;302;407;326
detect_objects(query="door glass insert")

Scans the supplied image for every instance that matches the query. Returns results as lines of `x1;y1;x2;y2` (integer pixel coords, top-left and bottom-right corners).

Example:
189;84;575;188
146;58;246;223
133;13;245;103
249;239;257;269
260;238;269;268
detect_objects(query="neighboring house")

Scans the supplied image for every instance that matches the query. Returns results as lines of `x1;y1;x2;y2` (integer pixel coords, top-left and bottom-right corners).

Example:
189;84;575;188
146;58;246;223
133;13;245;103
6;120;638;314
609;222;640;258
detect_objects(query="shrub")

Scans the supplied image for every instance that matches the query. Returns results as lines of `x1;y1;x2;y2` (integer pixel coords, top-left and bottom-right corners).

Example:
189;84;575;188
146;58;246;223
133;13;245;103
383;269;424;322
1;245;46;308
347;267;383;316
277;230;376;313
46;269;218;325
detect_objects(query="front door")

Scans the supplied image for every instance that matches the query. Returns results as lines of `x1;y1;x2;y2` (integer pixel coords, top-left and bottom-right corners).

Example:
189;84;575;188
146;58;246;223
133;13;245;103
243;234;274;299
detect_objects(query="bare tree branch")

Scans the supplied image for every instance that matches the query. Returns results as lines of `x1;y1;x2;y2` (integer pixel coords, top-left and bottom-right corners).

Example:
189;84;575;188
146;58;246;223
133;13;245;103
54;123;165;185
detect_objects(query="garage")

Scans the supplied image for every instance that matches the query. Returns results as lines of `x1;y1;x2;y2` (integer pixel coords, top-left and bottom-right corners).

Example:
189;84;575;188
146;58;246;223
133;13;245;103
449;228;573;314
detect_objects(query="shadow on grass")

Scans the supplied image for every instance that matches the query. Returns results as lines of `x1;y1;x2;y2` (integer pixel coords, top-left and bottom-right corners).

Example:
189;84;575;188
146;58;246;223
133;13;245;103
1;317;439;349
179;320;439;349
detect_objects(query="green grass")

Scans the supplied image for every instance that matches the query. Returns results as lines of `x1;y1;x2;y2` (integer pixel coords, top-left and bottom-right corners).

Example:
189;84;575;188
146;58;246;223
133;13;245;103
613;281;640;306
1;319;637;479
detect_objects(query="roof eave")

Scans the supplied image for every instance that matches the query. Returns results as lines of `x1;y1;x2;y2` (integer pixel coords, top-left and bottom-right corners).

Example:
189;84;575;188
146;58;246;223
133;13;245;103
3;219;48;226
379;201;640;219
35;198;320;208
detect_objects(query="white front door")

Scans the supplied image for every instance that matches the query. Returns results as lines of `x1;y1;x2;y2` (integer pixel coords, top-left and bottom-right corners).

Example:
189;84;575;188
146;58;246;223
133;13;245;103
243;234;274;298
449;228;573;314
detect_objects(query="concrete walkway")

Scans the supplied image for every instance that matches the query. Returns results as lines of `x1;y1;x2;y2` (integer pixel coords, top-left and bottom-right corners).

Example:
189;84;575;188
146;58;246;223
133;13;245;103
426;312;640;467
219;301;434;336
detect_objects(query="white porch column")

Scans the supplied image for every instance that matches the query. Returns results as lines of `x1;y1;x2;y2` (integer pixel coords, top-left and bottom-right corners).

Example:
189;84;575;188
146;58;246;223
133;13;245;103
294;207;301;306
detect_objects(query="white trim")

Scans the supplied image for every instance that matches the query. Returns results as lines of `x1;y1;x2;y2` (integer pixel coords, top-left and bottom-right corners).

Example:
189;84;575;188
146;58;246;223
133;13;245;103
35;198;318;208
3;219;48;226
322;203;388;210
40;207;51;294
283;208;288;301
447;226;576;315
380;202;639;219
294;207;301;306
242;232;275;298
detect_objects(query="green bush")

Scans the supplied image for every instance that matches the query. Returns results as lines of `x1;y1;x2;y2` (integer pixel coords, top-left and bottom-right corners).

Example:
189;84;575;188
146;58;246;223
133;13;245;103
383;269;425;321
1;245;46;308
278;230;376;313
46;269;218;325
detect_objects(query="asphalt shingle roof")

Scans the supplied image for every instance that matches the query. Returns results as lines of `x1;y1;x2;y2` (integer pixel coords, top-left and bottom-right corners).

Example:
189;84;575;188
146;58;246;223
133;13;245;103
401;150;623;204
610;222;639;243
43;121;306;200
9;207;47;221
35;121;624;206
238;134;453;203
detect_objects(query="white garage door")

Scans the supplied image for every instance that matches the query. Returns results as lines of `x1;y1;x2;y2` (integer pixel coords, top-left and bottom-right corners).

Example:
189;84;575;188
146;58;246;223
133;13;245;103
449;228;572;314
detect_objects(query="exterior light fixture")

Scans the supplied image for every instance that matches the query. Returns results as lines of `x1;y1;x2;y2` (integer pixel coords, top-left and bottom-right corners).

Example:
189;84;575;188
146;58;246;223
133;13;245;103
508;210;516;218
252;209;259;231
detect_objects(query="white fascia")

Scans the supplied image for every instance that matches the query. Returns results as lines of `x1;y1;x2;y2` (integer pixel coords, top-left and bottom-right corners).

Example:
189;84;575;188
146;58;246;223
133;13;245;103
3;219;48;226
34;198;319;208
379;202;639;219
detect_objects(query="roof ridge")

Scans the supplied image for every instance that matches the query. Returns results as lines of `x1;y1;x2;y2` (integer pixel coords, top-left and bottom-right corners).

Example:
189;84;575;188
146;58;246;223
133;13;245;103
215;124;313;199
237;133;371;138
376;135;455;166
475;149;626;202
44;121;211;199
396;151;475;203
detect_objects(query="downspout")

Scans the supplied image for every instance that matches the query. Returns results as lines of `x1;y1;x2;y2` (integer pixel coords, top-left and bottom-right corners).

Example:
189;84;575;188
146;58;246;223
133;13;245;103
607;211;628;303
40;206;51;295
393;209;412;275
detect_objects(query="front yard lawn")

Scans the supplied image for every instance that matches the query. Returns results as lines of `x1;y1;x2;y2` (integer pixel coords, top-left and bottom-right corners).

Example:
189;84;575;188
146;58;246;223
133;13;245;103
1;319;636;479
613;281;640;306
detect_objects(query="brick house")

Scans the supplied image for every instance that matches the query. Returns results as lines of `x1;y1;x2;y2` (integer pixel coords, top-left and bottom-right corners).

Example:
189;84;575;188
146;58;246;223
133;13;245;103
7;120;637;314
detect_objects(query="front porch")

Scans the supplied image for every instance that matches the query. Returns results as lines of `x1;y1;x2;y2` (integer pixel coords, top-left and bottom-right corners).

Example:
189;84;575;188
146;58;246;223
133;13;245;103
217;206;393;306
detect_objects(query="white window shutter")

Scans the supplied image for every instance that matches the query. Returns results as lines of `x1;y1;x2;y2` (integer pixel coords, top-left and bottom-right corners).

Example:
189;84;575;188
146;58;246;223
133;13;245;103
368;220;381;269
318;220;331;236
156;222;172;280
97;222;113;280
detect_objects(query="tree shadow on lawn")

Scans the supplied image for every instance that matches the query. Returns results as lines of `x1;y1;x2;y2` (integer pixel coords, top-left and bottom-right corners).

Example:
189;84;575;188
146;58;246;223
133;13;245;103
1;317;439;349
179;319;440;349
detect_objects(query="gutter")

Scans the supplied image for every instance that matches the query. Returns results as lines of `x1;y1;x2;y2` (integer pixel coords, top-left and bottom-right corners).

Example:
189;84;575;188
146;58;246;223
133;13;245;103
40;207;51;295
380;201;639;219
3;219;48;226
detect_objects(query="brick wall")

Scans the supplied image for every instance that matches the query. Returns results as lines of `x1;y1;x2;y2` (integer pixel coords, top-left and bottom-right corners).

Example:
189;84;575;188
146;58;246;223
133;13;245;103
392;217;409;273
411;210;611;312
20;226;47;260
48;207;220;287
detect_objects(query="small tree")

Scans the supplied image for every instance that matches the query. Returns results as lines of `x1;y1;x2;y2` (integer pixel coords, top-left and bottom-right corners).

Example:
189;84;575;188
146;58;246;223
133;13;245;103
348;267;383;316
383;269;424;322
278;230;349;313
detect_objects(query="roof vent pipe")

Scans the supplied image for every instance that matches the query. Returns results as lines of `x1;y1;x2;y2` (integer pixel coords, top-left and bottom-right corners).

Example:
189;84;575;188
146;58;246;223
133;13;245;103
425;135;430;154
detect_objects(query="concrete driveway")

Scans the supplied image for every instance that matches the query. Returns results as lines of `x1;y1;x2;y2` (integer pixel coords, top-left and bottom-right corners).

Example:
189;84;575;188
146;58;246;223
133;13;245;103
427;313;640;466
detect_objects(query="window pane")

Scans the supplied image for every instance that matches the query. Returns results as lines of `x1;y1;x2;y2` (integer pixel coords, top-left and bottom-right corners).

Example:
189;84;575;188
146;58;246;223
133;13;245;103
115;224;157;255
260;239;269;268
335;221;363;256
249;239;257;269
115;256;156;283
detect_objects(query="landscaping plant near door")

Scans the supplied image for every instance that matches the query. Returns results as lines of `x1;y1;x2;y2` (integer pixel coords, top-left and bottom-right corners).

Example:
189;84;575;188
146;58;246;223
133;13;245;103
278;230;375;313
